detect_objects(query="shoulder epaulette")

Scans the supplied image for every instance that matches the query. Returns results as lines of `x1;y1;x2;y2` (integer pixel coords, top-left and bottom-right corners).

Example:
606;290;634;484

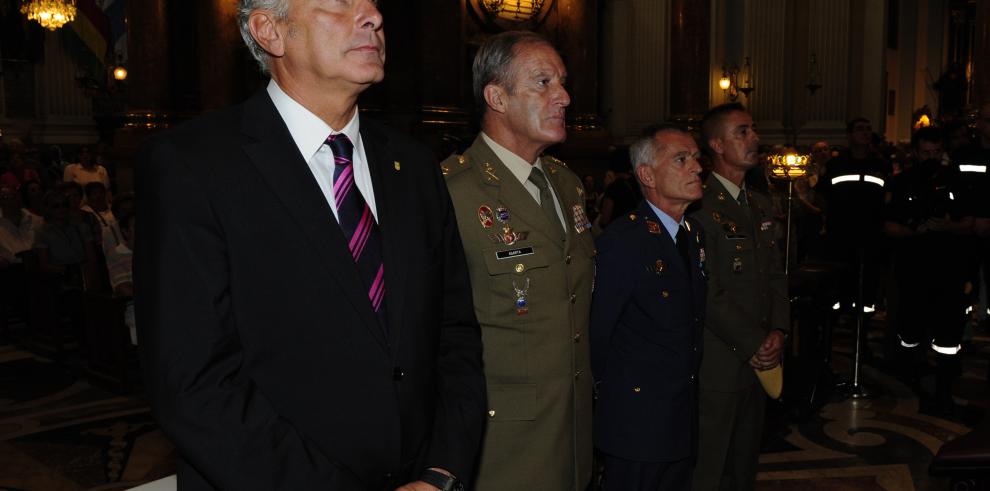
441;153;471;178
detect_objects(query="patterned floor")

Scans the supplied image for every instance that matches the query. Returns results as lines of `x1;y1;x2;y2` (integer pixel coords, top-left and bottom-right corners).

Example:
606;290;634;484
0;317;986;490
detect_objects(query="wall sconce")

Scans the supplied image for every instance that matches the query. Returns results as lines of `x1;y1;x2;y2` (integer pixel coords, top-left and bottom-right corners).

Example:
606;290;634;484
482;0;547;21
718;57;754;101
806;53;823;95
112;66;128;81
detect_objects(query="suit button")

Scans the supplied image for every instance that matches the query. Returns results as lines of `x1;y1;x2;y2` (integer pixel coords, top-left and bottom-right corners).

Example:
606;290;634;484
565;255;572;264
569;293;577;303
574;370;583;379
730;346;737;352
690;374;696;382
488;410;496;418
573;332;581;342
661;290;670;298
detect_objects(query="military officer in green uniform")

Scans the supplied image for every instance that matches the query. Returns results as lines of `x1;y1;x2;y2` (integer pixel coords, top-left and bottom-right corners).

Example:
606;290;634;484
689;103;789;491
441;31;595;491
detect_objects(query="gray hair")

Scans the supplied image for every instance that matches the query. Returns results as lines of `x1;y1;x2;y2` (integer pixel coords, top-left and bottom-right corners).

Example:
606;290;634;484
237;0;291;74
629;123;690;171
472;30;553;116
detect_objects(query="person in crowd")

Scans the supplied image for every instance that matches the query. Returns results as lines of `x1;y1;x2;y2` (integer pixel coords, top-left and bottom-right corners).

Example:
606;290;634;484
0;138;41;189
106;199;136;344
810;140;831;177
583;174;601;222
885;126;974;415
135;1;486;490
0;184;42;266
59;182;100;243
81;182;118;254
442;31;594;491
20;179;45;219
597;149;642;229
818;117;889;326
63;146;111;191
689;103;789;491
591;124;706;491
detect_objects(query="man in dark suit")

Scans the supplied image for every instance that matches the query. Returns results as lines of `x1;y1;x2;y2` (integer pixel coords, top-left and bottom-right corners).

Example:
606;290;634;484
591;124;707;491
688;103;789;491
134;1;486;490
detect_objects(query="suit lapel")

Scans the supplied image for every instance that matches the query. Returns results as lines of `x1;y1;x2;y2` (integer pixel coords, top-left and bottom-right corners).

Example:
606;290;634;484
640;202;689;278
465;138;565;249
240;91;388;350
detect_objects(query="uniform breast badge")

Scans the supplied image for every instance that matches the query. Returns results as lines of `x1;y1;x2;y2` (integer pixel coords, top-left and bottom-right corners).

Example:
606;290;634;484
646;220;661;234
513;278;530;315
572;204;592;233
655;259;666;275
478;206;495;229
502;226;517;245
496;206;511;223
712;211;722;223
760;219;773;231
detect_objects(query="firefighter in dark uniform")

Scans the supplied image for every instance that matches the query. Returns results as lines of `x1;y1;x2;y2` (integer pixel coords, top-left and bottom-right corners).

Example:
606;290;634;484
819;118;891;321
885;127;974;414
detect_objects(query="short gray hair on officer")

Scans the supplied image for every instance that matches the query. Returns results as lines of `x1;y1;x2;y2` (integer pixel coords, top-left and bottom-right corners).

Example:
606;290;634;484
629;123;691;171
237;0;291;74
473;30;554;116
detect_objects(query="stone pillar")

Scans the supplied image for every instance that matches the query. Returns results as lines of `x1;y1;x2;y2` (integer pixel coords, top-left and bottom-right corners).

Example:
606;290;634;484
669;0;710;119
197;0;245;111
975;0;990;106
125;0;169;118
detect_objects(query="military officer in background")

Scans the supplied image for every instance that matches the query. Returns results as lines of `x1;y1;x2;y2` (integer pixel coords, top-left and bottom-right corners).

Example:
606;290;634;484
689;103;789;491
591;124;707;491
442;31;595;491
886;126;974;415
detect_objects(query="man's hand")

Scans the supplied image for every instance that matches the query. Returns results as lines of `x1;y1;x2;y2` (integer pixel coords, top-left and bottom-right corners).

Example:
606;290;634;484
748;330;786;371
395;481;439;491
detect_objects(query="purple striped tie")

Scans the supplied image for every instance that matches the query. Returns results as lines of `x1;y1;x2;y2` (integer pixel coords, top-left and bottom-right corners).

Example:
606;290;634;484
327;133;387;331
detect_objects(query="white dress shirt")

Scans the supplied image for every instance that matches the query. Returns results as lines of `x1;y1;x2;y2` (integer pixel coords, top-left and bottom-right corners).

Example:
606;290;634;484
267;80;379;222
481;132;567;232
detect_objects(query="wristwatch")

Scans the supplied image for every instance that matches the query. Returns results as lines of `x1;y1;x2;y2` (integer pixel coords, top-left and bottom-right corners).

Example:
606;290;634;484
420;469;464;491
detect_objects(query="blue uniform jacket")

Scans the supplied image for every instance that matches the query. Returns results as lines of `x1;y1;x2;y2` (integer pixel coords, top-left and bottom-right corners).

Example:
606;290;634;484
590;200;707;462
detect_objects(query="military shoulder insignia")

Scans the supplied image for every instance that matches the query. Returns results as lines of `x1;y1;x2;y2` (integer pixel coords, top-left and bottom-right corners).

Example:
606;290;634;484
457;155;467;166
629;213;637;221
483;162;500;182
543;155;568;168
655;259;666;273
441;164;450;176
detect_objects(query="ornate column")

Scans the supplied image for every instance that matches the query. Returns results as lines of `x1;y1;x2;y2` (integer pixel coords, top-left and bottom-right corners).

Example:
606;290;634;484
197;0;245;111
975;0;990;106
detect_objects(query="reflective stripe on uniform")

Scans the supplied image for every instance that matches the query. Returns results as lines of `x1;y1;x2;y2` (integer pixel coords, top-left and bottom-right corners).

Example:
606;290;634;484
898;335;920;348
830;174;885;187
959;164;988;173
930;343;962;355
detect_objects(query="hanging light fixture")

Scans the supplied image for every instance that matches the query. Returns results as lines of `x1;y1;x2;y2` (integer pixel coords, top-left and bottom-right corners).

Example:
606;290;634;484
482;0;547;21
21;0;77;31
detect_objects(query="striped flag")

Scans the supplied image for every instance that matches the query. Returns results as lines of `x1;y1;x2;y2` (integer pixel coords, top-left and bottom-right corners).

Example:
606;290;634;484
70;0;112;65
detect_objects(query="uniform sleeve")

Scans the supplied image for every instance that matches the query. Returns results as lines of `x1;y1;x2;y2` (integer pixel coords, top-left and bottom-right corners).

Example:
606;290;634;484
589;233;635;379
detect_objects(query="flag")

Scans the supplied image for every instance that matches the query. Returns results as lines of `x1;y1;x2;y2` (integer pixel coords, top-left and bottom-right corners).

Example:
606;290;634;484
69;0;111;65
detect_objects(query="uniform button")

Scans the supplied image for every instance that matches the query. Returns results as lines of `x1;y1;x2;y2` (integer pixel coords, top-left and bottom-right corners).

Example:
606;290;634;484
514;263;525;274
574;370;583;379
730;346;737;352
573;332;581;342
633;387;642;393
661;291;670;298
569;293;577;303
488;410;496;418
690;374;696;381
565;255;572;264
693;346;698;352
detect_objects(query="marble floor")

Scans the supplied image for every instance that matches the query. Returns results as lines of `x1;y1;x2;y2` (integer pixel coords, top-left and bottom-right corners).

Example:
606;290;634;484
0;316;986;490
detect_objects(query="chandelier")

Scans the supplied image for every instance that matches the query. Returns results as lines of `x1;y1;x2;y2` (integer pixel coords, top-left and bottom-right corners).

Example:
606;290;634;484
21;0;77;31
483;0;547;21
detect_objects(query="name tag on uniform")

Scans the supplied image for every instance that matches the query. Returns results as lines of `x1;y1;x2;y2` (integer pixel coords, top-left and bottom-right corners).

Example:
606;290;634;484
496;247;535;260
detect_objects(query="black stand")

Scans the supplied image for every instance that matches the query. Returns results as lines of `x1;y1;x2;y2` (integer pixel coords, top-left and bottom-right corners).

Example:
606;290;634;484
837;246;869;399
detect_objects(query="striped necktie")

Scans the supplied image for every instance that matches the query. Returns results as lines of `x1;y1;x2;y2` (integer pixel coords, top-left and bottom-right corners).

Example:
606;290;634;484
327;133;387;332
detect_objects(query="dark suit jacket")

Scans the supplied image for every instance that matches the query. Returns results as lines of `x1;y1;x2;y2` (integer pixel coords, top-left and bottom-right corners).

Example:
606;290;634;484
134;89;486;490
590;201;706;462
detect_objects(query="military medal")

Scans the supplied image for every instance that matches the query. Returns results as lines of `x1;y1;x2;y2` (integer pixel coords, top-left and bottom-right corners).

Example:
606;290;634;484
728;223;738;233
478;206;495;228
496;206;511;223
572;204;592;233
513;278;531;315
502;226;517;245
646;220;661;234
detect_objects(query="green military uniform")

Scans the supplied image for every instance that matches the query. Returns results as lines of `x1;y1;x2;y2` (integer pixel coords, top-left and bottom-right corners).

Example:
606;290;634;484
442;136;595;491
688;174;789;491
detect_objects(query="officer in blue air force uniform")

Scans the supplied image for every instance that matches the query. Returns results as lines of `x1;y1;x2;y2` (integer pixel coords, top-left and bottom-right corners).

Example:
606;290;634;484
591;124;707;491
